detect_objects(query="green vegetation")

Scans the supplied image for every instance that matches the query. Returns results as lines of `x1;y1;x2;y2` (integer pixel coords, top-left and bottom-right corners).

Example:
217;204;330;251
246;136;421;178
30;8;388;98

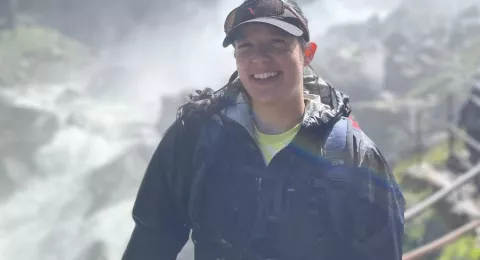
0;25;92;86
440;235;480;260
394;138;478;258
394;139;465;181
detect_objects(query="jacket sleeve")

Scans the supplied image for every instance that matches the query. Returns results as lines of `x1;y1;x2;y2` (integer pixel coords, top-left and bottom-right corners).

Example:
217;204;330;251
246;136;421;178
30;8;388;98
349;135;406;260
122;119;191;260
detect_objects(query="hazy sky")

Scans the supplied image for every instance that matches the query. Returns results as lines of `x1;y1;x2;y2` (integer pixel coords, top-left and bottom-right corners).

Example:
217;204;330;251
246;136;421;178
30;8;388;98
100;0;405;104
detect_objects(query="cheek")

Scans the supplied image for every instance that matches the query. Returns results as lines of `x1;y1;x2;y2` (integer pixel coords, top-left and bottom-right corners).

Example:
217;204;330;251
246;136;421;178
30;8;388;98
235;54;248;71
282;56;304;77
280;47;304;69
235;61;252;90
297;49;306;66
236;61;250;81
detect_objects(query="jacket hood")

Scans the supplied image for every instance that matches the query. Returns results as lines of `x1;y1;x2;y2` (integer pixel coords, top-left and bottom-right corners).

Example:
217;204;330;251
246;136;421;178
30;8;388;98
178;66;351;136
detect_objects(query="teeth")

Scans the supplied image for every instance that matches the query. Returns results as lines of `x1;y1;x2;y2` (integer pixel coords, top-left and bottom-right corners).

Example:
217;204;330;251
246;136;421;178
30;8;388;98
254;72;278;79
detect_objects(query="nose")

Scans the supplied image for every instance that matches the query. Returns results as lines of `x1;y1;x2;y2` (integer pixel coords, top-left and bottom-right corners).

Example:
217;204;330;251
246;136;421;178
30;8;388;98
251;46;273;65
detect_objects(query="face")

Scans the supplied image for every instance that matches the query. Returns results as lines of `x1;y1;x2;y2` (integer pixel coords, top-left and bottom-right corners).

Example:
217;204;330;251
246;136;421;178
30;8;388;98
233;23;312;106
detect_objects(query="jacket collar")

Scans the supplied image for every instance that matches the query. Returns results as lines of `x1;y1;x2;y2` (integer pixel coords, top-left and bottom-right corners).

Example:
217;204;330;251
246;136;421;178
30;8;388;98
218;69;351;137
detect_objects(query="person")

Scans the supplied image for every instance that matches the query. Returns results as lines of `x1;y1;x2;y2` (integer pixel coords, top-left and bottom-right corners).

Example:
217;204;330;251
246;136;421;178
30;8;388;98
122;0;405;259
458;74;480;165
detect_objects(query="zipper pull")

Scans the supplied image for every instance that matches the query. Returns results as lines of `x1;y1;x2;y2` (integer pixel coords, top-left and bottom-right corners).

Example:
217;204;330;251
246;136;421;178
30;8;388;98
257;177;262;191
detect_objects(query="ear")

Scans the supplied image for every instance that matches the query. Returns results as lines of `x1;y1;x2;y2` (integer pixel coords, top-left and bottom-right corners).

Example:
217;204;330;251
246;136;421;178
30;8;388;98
303;42;317;66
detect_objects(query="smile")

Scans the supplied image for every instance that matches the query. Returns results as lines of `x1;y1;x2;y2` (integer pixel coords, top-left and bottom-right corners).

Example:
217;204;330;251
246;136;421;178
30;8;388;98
252;72;280;80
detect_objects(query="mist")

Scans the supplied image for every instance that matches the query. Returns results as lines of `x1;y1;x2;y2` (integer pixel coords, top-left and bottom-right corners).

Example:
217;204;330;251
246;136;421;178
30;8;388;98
95;0;402;100
1;0;480;259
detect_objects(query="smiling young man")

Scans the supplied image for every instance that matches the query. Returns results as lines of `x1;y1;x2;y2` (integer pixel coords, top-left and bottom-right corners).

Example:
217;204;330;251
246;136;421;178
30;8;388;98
122;1;405;260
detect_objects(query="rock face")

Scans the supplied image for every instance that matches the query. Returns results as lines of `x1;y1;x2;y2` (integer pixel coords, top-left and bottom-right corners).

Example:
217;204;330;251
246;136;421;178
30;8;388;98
310;2;480;156
73;240;108;260
83;143;155;217
15;0;223;48
155;90;191;135
0;93;60;200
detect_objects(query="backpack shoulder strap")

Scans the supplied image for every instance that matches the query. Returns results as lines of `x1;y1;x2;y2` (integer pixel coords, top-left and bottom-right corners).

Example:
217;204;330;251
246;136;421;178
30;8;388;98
324;116;355;166
321;116;357;242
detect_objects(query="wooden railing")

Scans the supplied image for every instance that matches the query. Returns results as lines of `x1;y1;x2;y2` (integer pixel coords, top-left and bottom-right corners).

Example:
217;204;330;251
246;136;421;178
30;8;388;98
401;121;480;259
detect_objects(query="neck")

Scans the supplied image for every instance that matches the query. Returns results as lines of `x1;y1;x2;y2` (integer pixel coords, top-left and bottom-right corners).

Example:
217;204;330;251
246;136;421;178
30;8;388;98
252;94;305;135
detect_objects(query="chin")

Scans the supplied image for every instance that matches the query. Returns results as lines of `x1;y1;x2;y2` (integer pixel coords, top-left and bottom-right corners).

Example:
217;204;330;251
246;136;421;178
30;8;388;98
250;91;288;105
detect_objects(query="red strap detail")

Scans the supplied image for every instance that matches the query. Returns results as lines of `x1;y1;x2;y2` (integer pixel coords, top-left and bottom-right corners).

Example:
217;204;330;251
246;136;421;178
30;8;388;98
348;116;360;129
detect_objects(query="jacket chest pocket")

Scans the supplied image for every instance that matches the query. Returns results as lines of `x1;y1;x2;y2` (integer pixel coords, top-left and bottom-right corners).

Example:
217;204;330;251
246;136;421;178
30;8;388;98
271;166;351;259
198;152;259;245
258;169;328;258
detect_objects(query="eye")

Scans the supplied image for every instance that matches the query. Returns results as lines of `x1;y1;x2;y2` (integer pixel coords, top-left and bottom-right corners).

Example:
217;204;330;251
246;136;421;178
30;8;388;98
272;38;287;44
237;42;252;49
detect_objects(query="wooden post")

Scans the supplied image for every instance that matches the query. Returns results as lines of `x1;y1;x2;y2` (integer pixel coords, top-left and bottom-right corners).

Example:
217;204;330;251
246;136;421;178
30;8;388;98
416;108;424;164
447;94;455;157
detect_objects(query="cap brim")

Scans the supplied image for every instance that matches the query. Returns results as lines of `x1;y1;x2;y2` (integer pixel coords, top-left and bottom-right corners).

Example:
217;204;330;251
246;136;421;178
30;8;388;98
222;17;304;47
